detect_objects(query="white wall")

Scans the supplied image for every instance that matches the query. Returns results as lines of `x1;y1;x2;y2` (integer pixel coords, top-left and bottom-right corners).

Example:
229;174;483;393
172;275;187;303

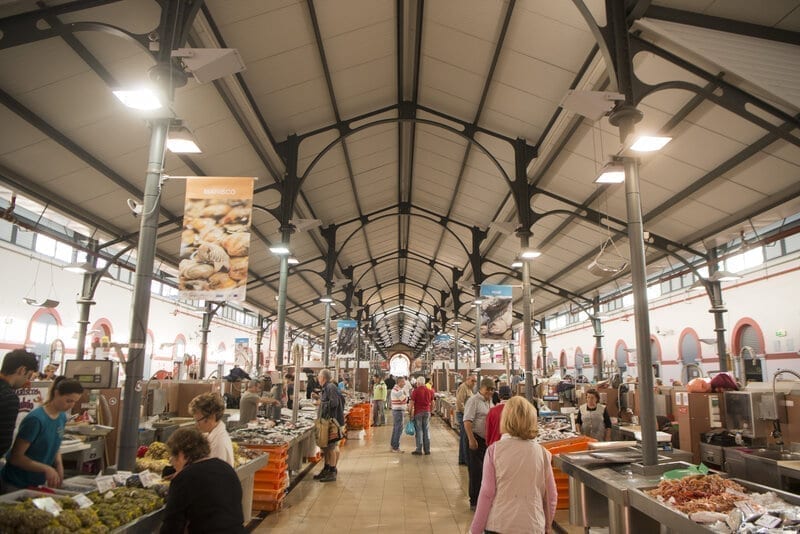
0;242;265;379
529;253;800;384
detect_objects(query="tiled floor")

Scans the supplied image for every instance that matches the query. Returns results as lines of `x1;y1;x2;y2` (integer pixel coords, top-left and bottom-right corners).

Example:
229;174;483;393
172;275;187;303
253;414;474;534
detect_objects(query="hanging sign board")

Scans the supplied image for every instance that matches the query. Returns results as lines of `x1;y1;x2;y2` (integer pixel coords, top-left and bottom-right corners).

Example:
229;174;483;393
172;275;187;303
336;320;357;359
479;285;513;343
432;334;453;360
178;177;255;302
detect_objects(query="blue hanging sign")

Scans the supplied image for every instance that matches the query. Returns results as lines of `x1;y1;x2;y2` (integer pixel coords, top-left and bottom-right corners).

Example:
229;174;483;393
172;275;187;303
480;284;513;297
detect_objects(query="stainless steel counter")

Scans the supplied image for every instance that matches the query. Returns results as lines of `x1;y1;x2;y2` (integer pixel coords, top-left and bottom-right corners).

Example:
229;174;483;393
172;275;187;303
556;447;701;534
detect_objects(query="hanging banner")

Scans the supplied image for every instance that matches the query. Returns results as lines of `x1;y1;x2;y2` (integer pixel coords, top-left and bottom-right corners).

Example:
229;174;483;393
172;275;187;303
234;338;250;369
432;334;453;360
179;177;255;302
336;319;357;359
479;284;513;342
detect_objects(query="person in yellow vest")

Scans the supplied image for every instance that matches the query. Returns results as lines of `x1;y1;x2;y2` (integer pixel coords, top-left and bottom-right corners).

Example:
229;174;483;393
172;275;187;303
372;376;387;426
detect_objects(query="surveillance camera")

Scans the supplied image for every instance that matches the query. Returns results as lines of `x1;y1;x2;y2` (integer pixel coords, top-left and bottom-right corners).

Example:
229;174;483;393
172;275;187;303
127;198;143;216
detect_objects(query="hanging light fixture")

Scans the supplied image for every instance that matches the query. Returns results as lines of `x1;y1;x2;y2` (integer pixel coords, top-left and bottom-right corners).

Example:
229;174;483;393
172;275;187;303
166;122;202;153
629;135;671;152
594;161;626;184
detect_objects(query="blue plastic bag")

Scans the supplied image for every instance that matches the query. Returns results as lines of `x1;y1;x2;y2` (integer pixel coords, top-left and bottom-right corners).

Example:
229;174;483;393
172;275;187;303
405;420;416;436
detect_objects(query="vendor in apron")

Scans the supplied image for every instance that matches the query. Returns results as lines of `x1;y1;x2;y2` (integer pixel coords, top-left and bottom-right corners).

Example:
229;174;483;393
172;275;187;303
575;389;611;441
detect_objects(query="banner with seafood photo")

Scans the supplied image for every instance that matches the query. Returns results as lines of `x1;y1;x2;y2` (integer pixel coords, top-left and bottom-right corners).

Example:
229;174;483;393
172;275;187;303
336;319;357;359
432;334;453;360
479;284;513;342
179;177;255;302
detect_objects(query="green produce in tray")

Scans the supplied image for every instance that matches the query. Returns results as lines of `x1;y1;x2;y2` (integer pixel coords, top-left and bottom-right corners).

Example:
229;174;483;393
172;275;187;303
0;487;163;533
662;462;709;480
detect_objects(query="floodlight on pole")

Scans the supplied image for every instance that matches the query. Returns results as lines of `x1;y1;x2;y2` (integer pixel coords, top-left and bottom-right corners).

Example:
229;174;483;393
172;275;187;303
112;88;163;110
166;123;201;153
594;162;626;184
630;135;671;152
520;248;542;259
269;244;290;255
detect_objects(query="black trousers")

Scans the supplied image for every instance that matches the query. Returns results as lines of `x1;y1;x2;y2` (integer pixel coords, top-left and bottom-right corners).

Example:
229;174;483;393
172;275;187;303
467;434;487;506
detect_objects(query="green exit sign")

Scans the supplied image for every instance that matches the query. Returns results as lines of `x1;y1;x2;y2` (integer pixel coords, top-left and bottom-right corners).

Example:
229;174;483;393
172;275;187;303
776;329;787;337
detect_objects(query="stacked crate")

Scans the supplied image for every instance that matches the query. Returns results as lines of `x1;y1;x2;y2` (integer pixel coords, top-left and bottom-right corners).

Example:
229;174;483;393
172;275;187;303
542;436;596;510
251;443;289;512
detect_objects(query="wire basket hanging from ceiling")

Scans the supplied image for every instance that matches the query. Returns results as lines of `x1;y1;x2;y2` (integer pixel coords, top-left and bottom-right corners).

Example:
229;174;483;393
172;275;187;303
587;235;629;277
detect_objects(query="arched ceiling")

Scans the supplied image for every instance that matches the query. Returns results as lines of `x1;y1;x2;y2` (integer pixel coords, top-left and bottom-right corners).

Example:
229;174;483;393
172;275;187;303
0;0;799;357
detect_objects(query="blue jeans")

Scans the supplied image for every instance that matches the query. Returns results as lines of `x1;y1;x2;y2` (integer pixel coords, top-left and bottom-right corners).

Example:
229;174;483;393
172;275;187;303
391;410;404;450
414;411;431;453
457;412;467;464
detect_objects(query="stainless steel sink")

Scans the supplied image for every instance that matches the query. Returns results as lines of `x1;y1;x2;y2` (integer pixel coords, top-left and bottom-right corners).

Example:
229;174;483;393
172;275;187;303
748;449;800;461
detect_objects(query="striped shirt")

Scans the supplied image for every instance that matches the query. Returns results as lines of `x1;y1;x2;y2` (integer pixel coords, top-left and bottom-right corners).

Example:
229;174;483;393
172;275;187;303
391;385;408;410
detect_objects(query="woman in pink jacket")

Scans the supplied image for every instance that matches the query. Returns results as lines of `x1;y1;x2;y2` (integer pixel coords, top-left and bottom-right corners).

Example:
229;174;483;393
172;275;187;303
470;396;558;534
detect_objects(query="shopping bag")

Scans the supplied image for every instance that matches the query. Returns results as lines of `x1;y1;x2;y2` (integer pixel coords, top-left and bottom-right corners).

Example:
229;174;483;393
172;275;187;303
328;419;344;443
316;418;331;448
404;420;416;436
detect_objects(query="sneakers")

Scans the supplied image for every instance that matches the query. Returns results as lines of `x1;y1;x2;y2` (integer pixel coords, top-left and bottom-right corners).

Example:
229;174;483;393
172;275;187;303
318;468;337;482
313;465;330;480
424;452;431;455
391;448;404;453
411;450;422;456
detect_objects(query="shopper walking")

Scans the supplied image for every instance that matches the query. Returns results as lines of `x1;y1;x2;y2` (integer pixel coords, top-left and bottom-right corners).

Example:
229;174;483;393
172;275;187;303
485;385;512;446
314;369;345;482
463;377;495;510
470;396;558;534
0;350;39;459
455;374;477;466
576;389;611;442
410;376;434;455
389;376;407;452
372;376;387;427
384;375;395;410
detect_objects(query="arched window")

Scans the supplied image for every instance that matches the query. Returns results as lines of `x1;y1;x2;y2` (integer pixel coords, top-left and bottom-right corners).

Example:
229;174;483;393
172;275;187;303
574;347;584;371
650;336;662;362
27;309;61;366
144;331;155;379
559;350;567;372
390;354;410;377
50;339;65;370
536;355;542;369
615;340;628;372
732;318;766;382
172;335;187;361
679;328;700;364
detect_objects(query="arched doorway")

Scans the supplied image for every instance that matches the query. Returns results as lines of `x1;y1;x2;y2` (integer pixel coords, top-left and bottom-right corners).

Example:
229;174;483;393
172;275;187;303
614;340;628;374
389;354;410;378
732;318;766;382
26;309;61;370
679;328;702;383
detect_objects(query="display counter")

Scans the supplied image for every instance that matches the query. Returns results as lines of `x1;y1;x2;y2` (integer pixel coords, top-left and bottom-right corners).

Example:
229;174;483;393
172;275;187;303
236;452;270;523
555;446;695;533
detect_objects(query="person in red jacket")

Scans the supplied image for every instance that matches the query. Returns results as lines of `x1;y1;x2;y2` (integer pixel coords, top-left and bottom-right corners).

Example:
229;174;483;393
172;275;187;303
410;377;435;455
485;385;512;446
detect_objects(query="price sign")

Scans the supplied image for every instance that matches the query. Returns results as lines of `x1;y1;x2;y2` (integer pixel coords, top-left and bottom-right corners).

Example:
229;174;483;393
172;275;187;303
138;470;161;488
32;497;62;516
72;494;93;509
95;475;116;493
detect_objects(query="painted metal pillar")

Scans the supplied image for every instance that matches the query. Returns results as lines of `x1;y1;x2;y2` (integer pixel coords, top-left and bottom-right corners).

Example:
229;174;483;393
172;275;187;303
520;233;535;403
273;228;292;406
453;319;460;375
592;297;605;381
117;118;168;471
603;0;658;466
323;302;332;367
474;301;482;382
708;250;729;372
199;302;213;379
255;315;267;377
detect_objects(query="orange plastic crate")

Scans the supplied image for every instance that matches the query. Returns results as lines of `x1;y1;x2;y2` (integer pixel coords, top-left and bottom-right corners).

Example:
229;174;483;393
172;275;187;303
255;473;289;490
541;436;596;455
259;461;288;476
253;487;286;502
252;498;283;512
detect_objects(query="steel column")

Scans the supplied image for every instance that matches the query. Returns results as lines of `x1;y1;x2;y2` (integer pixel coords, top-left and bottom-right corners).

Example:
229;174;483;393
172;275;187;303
475;299;482;382
323;302;332;367
593;298;605;381
273;228;292;406
117;118;168;471
199;302;213;379
520;233;535;403
708;251;729;372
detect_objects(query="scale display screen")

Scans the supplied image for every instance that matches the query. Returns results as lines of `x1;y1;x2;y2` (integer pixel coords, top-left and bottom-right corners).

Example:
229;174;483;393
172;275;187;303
74;374;103;384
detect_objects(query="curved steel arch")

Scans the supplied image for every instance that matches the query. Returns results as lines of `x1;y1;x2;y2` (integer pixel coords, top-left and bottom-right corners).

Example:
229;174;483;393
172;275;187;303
362;277;440;314
336;211;471;262
296;117;515;199
353;254;452;290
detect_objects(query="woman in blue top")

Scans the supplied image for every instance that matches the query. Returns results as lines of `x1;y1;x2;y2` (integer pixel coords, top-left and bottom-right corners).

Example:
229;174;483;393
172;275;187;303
1;376;83;491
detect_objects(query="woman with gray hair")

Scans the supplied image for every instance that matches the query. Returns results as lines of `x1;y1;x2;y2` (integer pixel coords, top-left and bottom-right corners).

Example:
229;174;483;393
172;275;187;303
410;376;435;455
